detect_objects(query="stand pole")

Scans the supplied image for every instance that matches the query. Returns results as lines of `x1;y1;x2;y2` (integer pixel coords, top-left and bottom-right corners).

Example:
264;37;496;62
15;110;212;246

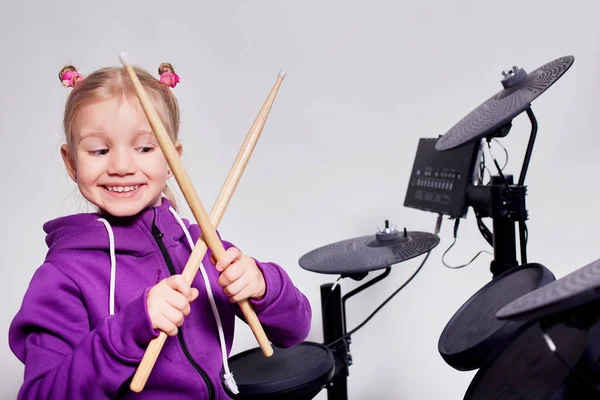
320;268;392;399
466;108;539;277
489;175;519;276
321;283;349;400
467;174;527;277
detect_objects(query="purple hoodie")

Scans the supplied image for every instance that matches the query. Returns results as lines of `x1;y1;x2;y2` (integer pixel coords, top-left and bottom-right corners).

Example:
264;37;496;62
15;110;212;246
9;198;312;399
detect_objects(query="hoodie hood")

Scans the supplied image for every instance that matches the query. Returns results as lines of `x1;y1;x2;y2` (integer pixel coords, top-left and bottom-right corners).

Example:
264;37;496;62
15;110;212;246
43;197;185;258
41;197;189;319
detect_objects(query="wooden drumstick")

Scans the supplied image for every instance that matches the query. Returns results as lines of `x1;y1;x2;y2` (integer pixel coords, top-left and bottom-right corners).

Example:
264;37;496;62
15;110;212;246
129;65;286;392
119;53;281;391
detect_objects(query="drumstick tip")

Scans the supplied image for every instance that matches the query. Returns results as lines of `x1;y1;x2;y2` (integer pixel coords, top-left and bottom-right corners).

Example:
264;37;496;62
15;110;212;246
278;69;287;78
118;52;130;66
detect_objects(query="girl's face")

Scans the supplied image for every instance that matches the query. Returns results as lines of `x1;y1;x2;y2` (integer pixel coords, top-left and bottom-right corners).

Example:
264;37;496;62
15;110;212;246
61;95;181;217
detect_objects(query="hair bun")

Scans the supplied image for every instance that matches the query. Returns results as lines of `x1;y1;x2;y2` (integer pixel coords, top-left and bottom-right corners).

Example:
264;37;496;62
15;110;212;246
59;65;83;88
158;62;180;88
59;65;77;81
158;63;175;75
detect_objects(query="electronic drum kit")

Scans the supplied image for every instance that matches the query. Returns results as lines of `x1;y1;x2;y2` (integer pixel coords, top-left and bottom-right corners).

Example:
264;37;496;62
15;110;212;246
223;55;600;399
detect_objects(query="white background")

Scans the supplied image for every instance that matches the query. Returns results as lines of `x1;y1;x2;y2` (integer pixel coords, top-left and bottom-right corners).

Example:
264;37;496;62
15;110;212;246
2;1;599;398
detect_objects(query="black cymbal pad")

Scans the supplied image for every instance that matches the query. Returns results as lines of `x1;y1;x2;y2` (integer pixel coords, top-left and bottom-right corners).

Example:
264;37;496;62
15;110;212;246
435;56;574;151
497;258;600;322
298;231;439;275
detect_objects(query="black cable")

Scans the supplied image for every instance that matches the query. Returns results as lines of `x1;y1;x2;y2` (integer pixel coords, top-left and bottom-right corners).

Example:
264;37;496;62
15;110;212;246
487;139;509;188
493;138;509;171
479;147;487;185
326;251;431;348
480;139;508;185
321;276;344;318
442;218;492;270
475;211;493;246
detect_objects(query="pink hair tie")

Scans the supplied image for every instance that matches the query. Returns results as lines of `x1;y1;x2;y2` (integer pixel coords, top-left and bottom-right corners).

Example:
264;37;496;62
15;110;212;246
160;71;180;88
62;71;83;88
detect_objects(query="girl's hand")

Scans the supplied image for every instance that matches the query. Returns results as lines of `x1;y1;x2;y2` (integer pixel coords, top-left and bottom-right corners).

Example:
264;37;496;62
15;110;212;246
147;275;199;336
214;248;266;302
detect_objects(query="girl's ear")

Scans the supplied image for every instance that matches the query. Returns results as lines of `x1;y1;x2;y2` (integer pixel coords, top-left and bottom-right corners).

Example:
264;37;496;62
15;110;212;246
61;144;78;182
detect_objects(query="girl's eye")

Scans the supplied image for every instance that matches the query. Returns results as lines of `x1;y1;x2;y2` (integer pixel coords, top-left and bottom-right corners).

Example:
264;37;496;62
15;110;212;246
137;146;154;153
89;149;109;156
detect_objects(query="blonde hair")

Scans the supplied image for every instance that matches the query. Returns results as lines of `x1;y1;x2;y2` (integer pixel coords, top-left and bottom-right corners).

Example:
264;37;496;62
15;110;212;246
59;63;180;210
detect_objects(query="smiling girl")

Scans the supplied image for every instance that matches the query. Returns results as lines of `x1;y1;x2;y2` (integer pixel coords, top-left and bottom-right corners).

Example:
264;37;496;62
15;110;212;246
9;62;311;399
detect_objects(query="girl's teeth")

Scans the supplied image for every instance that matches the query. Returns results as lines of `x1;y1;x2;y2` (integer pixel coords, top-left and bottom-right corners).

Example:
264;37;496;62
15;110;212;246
106;185;139;192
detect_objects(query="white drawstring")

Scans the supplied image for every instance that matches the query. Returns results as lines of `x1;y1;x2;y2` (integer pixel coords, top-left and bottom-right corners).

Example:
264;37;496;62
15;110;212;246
97;211;238;394
169;208;238;394
97;218;117;316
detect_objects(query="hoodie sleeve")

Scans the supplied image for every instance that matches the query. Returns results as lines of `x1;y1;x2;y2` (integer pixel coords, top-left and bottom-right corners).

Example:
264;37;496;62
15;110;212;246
9;263;159;399
220;239;313;348
183;221;312;348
